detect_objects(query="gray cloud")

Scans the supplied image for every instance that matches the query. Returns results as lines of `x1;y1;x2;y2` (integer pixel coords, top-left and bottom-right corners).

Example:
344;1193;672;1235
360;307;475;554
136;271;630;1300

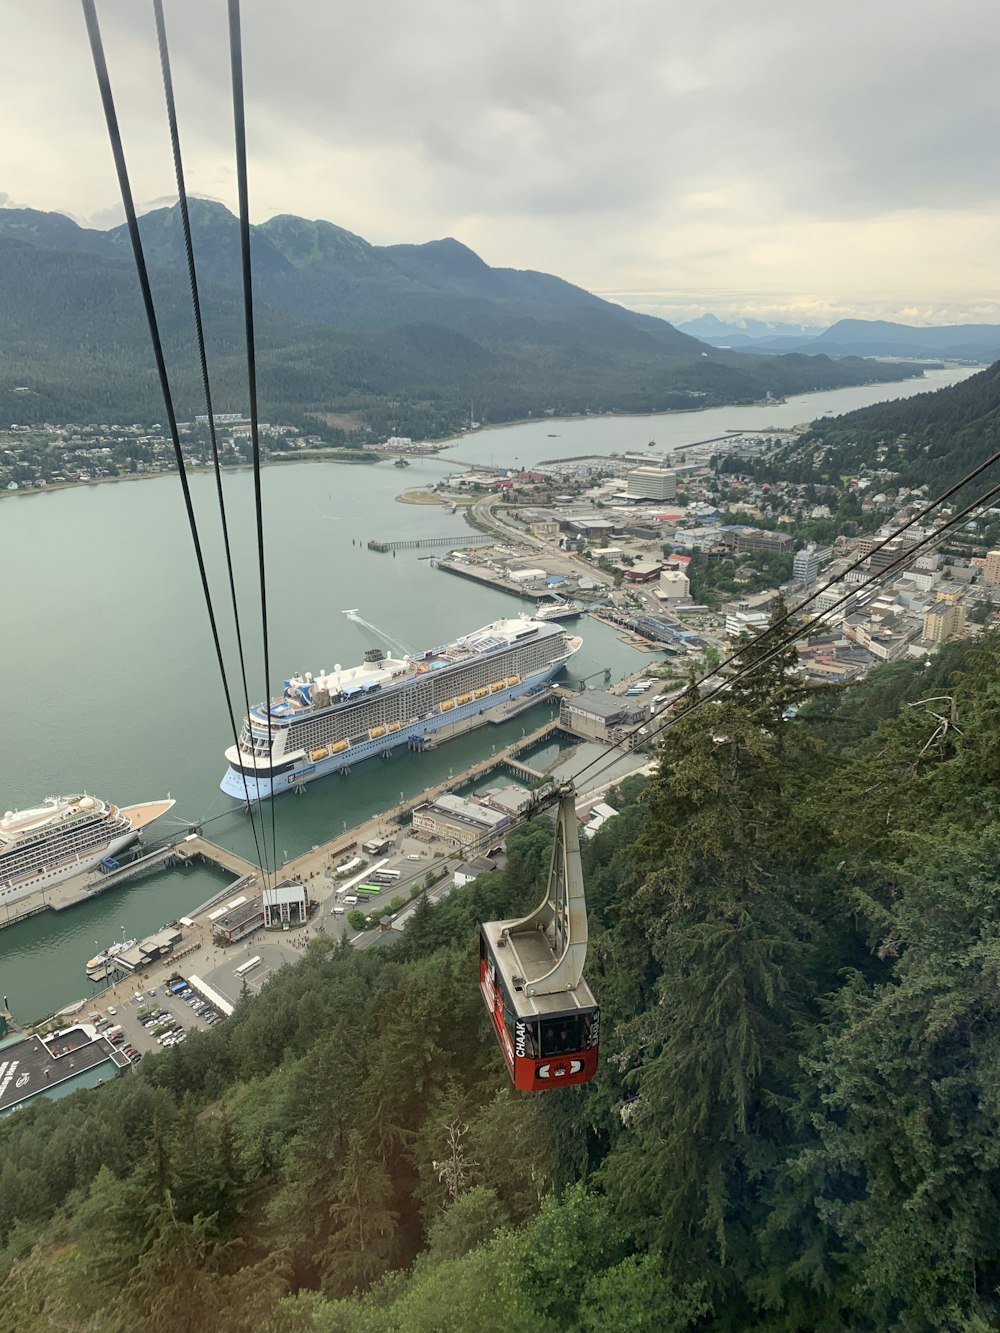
1;0;999;322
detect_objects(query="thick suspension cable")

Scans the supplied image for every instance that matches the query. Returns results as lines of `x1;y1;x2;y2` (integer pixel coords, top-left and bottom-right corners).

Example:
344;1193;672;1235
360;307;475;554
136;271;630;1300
372;468;1000;914
81;0;263;873
151;0;266;875
570;465;1000;796
227;0;277;887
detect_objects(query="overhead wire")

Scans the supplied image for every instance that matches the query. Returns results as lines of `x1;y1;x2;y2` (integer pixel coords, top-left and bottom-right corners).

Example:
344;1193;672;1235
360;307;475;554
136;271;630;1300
360;451;1000;910
567;459;1000;796
227;0;278;890
150;0;268;880
81;0;266;881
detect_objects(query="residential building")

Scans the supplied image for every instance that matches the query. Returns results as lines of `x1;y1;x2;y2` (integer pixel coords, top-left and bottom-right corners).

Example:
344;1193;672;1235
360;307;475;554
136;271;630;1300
627;467;677;501
792;545;819;586
984;550;1000;585
923;597;967;645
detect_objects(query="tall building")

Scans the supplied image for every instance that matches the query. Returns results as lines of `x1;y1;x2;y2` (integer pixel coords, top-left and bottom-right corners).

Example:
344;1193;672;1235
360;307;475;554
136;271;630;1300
984;550;1000;585
793;545;819;586
627;467;676;501
923;598;967;645
658;569;690;602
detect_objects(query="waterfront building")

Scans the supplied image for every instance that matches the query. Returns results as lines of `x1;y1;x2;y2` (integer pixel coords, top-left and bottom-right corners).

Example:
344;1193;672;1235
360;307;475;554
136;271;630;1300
263;884;308;928
211;896;265;943
658;569;690;603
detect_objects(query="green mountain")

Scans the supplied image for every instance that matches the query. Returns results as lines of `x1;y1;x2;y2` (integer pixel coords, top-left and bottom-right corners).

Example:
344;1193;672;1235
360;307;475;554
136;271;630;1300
768;360;1000;499
0;202;921;433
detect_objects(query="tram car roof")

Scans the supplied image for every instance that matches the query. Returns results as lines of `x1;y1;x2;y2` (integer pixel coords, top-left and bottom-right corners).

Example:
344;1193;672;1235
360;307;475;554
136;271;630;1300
481;917;597;1018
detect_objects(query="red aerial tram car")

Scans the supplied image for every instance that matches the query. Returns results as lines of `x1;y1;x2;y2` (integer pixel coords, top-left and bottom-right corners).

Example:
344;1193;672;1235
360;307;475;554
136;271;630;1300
479;783;599;1092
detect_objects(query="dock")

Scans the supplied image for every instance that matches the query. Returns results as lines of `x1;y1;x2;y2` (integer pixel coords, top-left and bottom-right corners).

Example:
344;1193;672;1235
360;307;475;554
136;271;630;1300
0;834;260;933
435;557;551;602
366;533;494;553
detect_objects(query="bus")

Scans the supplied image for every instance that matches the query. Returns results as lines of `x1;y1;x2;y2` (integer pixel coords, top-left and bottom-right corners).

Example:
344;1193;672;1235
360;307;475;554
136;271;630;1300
369;869;401;885
355;884;382;896
233;956;262;978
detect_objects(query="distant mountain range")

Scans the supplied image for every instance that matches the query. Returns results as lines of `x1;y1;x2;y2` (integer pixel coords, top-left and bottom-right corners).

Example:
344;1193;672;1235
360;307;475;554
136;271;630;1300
0;202;922;435
674;313;821;345
677;312;1000;361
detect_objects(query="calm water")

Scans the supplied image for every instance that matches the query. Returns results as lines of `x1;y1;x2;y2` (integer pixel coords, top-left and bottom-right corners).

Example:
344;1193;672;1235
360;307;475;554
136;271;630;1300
0;364;977;1020
442;365;979;467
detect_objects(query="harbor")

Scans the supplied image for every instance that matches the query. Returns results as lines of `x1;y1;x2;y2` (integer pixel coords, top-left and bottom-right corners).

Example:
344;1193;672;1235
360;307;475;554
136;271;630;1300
1;370;967;1024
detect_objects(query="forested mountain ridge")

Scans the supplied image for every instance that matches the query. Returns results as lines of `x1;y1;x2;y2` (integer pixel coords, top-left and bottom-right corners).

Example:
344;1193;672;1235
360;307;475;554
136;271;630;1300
0;202;919;434
4;623;1000;1331
773;359;1000;497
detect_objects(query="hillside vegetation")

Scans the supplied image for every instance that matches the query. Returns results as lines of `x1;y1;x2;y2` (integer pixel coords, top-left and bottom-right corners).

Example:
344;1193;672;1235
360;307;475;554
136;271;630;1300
0;202;919;434
3;622;1000;1331
759;359;1000;499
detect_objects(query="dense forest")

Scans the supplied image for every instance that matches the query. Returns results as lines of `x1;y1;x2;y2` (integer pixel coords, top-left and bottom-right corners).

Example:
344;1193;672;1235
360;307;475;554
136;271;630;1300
3;623;1000;1331
0;203;920;433
790;360;1000;497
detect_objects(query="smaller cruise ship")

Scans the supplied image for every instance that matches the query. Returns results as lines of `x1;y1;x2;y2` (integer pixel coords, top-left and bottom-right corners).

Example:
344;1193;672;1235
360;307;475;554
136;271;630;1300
0;794;175;912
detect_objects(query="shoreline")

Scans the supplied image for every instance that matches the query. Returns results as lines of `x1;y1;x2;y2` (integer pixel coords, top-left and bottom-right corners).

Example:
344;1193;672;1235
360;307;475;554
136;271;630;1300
431;364;936;445
0;449;379;503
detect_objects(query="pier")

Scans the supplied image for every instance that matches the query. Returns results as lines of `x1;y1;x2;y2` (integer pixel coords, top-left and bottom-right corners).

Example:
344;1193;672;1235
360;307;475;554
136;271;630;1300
435;557;551;601
366;533;494;553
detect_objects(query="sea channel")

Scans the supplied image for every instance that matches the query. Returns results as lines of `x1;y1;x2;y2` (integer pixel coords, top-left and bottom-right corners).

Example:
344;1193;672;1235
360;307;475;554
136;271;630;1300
0;364;978;1020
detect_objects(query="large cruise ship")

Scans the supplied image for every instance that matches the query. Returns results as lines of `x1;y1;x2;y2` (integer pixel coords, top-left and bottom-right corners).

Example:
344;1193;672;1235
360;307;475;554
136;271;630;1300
0;795;176;910
221;615;582;802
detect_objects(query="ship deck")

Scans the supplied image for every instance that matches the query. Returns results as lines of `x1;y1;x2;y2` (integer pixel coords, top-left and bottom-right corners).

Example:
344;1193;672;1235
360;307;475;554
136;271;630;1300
121;799;175;831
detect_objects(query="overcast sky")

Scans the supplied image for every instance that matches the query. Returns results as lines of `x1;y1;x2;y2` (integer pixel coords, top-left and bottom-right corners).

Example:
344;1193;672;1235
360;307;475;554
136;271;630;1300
3;0;999;327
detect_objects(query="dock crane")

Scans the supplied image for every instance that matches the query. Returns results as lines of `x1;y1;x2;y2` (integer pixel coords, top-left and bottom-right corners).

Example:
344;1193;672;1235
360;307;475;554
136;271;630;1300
479;783;599;1091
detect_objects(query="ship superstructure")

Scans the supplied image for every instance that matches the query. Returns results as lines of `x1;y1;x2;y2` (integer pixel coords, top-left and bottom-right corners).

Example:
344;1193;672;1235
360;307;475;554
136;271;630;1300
221;615;581;802
0;795;175;910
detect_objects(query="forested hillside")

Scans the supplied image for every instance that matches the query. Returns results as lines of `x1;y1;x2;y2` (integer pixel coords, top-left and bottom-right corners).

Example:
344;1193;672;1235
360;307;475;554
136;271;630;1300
788;359;1000;496
0;203;919;433
4;626;1000;1331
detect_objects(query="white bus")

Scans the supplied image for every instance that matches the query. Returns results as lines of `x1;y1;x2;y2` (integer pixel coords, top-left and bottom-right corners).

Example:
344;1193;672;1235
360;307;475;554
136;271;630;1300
233;956;262;978
369;869;401;885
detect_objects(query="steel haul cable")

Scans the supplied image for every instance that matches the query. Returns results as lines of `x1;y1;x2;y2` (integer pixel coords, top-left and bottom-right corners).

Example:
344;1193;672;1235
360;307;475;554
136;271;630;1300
81;0;268;883
150;0;267;880
227;0;278;891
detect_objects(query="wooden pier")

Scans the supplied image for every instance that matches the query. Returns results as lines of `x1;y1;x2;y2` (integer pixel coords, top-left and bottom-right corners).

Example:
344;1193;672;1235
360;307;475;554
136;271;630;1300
367;533;494;553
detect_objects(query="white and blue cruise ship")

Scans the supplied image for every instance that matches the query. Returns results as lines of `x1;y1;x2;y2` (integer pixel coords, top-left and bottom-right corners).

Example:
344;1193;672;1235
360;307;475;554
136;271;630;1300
220;616;581;802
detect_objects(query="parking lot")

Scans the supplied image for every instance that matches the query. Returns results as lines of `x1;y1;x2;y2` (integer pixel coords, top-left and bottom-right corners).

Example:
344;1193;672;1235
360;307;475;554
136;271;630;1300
90;977;226;1062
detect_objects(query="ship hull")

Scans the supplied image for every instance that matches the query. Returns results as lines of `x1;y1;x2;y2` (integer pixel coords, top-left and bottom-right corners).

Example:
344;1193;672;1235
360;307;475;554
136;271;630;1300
0;830;139;911
221;661;563;804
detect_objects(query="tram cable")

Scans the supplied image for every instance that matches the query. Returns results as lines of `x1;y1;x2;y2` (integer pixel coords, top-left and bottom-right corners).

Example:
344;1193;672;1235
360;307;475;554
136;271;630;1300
378;458;1000;908
227;0;278;890
567;461;1000;797
80;0;271;882
150;0;268;881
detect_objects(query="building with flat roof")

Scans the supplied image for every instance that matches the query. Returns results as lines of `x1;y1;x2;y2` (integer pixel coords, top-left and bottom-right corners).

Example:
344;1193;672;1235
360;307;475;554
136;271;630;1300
263;883;308;928
412;793;512;848
1;1027;125;1116
560;690;645;742
627;467;676;501
212;896;265;943
793;546;820;586
923;597;967;645
984;550;1000;585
